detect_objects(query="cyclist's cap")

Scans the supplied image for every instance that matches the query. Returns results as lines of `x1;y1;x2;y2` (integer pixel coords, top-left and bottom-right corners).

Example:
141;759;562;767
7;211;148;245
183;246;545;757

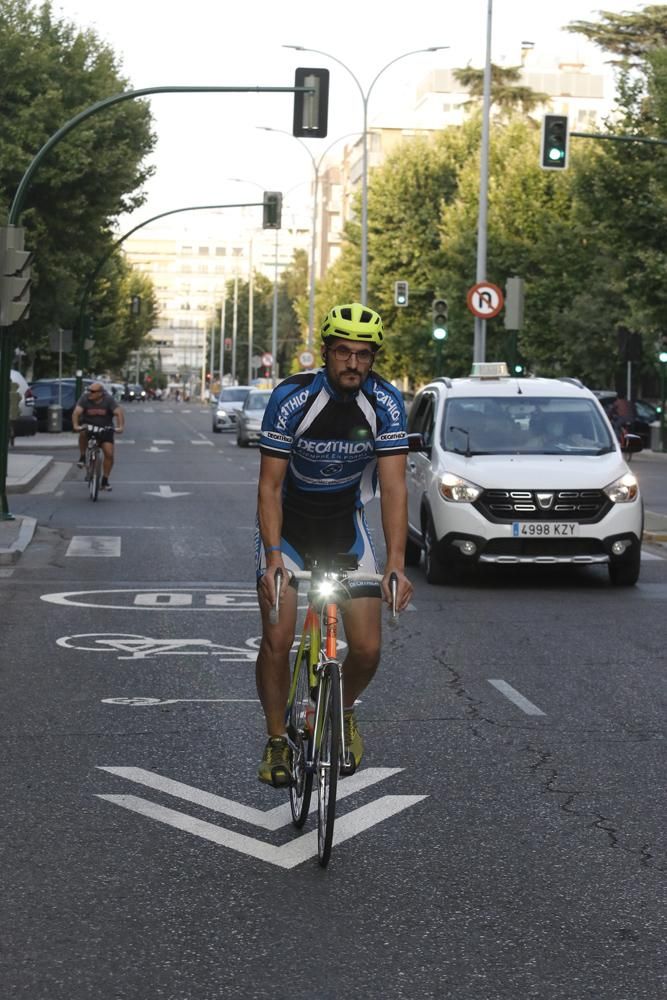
321;303;384;347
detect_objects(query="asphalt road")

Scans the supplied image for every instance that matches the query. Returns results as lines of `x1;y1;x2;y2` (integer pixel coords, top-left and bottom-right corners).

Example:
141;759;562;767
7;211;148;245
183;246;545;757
2;402;667;1000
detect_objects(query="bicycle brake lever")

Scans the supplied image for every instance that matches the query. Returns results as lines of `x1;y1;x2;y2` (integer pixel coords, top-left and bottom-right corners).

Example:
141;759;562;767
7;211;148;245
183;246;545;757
269;568;283;625
388;571;399;626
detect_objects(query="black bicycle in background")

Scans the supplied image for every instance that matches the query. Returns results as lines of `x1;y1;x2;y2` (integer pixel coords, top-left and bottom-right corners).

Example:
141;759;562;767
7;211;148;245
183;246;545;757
82;424;103;501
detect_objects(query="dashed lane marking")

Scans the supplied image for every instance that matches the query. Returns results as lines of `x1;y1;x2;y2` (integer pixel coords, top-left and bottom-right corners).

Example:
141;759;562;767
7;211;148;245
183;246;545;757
488;679;545;716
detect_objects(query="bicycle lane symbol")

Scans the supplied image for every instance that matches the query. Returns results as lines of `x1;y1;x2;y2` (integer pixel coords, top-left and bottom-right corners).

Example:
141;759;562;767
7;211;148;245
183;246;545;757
55;634;348;661
55;634;259;661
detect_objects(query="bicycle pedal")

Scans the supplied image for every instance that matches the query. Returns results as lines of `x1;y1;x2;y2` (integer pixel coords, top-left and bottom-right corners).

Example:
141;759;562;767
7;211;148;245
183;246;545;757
339;756;357;777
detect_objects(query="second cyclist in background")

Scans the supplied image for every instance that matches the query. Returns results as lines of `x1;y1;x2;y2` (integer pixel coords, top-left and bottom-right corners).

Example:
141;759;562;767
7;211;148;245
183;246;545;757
72;382;125;491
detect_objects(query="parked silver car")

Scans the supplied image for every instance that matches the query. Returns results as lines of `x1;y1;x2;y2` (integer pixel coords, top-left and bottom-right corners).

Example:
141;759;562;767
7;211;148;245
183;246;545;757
236;389;272;447
212;386;252;432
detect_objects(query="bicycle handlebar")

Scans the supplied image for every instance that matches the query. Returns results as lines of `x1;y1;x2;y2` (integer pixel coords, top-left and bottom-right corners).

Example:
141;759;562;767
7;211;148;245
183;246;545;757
268;568;399;624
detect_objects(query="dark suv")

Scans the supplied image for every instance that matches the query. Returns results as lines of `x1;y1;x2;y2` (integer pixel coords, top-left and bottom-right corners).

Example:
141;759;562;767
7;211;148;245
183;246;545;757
29;378;93;431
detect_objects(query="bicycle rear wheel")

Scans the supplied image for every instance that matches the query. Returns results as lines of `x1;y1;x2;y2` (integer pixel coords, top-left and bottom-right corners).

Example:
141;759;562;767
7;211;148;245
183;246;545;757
317;662;342;867
89;448;101;501
287;648;314;828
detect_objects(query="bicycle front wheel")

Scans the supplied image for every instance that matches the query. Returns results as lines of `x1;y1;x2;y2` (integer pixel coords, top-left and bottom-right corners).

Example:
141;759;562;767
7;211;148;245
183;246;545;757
317;662;342;868
89;449;101;501
287;648;314;828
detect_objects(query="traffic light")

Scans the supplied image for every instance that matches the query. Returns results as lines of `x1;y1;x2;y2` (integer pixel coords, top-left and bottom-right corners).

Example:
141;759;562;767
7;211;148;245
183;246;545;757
394;281;409;307
263;191;283;230
0;225;32;326
659;335;667;364
293;67;330;138
432;298;448;340
540;114;569;170
131;295;141;316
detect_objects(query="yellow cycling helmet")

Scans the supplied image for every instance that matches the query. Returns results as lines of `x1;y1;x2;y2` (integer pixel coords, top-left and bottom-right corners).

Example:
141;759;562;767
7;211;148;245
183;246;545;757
321;303;384;348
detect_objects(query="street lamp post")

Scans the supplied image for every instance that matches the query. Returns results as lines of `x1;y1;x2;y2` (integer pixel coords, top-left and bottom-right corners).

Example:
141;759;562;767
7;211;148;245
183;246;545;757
284;44;448;303
258;128;362;349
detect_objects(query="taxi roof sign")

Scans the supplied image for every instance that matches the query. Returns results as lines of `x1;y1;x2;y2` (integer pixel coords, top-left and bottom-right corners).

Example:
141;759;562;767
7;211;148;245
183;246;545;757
469;362;509;379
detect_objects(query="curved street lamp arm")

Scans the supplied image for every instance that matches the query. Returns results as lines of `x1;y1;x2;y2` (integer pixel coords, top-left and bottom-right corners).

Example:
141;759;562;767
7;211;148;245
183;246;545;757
284;46;365;105
9;84;309;224
366;47;447;102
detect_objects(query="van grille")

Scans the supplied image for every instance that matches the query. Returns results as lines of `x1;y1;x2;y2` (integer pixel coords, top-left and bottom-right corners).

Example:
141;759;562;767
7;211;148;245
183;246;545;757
476;489;611;524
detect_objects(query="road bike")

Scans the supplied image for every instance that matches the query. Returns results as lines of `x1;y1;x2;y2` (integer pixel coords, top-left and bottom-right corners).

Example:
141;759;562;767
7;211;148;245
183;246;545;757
82;424;103;501
272;557;397;868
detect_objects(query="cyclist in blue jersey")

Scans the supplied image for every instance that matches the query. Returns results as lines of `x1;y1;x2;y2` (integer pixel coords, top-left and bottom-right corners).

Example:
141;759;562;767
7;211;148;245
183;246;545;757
255;303;413;786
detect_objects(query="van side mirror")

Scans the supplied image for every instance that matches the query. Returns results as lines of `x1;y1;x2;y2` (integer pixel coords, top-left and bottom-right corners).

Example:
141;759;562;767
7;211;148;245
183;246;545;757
622;432;643;454
407;432;427;453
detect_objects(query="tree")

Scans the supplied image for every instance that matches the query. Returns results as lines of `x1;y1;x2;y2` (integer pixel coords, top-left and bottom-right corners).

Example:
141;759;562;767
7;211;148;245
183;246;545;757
0;0;156;372
566;4;667;65
453;64;549;117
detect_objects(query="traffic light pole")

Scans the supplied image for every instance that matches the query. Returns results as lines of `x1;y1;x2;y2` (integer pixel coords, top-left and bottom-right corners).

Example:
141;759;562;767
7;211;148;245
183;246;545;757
0;80;316;519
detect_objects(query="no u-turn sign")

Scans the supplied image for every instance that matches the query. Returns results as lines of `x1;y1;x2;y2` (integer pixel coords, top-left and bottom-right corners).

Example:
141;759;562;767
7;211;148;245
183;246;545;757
467;281;504;319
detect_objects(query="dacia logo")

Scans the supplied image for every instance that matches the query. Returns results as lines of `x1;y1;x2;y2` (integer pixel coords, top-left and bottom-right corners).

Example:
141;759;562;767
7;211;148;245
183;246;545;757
536;492;554;510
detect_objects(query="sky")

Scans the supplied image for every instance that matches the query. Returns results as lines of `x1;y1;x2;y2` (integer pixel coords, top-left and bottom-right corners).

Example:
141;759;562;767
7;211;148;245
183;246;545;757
51;0;645;236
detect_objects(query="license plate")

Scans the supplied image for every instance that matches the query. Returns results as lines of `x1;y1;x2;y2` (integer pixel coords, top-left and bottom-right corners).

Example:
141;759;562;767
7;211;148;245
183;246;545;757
512;522;578;537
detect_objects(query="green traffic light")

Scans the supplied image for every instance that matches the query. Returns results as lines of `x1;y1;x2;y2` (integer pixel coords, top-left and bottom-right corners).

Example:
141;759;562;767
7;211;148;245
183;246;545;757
659;350;667;363
433;326;447;341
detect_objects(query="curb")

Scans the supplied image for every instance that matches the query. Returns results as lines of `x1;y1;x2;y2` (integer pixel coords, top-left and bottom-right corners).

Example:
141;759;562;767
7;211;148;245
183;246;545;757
0;517;38;565
7;455;54;494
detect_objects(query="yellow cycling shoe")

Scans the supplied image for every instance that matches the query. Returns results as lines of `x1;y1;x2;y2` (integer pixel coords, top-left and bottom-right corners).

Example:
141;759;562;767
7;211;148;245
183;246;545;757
342;709;364;775
257;736;293;788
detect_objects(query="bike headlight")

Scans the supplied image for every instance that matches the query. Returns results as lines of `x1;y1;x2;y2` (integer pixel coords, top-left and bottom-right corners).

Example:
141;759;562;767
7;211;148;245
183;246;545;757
318;580;336;598
604;472;639;503
438;473;482;503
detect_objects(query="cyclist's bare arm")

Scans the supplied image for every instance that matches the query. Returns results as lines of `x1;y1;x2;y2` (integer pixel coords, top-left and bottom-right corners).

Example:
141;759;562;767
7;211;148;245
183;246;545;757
257;453;289;606
72;404;84;432
113;404;125;434
377;453;413;611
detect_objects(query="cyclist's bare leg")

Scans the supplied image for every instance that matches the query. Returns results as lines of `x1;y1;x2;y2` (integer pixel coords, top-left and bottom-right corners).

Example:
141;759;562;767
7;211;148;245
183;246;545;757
78;430;87;458
256;583;298;736
101;441;114;479
340;597;382;708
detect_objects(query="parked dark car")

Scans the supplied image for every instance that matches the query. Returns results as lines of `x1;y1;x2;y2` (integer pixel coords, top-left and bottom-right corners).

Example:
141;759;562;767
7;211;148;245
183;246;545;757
29;378;93;431
593;391;657;448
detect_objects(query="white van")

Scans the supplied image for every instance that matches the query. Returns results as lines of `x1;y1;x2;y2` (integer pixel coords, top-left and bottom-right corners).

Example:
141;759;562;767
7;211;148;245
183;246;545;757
406;363;643;586
10;369;37;435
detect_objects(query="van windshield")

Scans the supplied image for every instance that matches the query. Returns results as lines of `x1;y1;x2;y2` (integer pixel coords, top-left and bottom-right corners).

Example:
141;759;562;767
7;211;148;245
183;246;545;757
442;397;615;456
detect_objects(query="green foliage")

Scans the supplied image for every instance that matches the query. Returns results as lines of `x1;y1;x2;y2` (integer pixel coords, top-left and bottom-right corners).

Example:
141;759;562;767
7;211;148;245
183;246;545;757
453;63;550;116
0;0;156;374
314;4;667;397
566;4;667;65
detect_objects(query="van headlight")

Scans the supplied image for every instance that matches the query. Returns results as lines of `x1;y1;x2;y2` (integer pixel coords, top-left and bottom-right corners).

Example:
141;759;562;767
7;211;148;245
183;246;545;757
604;473;639;503
438;473;482;503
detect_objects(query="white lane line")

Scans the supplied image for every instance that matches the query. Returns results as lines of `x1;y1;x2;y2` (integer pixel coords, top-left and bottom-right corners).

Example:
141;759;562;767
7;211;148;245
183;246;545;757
95;793;426;869
190;439;214;446
66;536;121;557
116;439;136;445
488;679;545;716
153;439;174;445
98;766;403;831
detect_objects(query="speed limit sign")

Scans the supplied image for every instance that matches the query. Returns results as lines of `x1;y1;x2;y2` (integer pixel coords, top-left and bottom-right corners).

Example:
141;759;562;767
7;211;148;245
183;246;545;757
467;282;504;319
261;352;273;367
299;349;315;368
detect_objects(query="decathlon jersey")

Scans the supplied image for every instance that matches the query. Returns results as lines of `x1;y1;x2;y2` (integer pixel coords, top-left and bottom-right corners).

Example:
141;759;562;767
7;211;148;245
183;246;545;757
259;368;408;520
